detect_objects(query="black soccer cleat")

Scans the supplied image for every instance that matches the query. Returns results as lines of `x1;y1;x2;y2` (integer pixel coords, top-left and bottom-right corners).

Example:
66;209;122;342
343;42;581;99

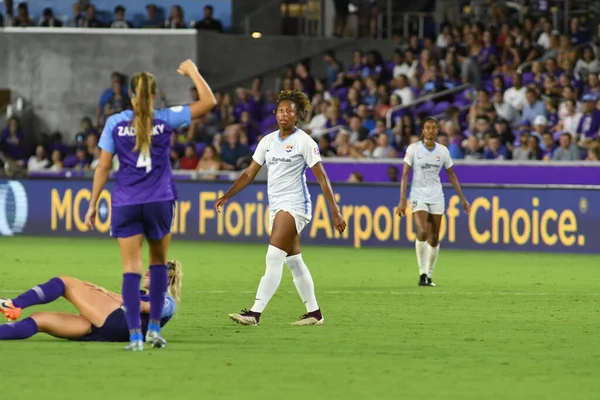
426;277;436;287
418;273;428;286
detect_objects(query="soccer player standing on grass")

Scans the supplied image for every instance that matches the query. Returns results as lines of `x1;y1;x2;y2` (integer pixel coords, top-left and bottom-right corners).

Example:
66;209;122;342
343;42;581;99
84;59;216;350
395;117;470;287
215;89;346;326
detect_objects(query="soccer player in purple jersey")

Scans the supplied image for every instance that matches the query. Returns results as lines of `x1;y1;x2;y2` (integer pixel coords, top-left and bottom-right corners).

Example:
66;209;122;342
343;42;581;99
0;261;182;342
84;59;215;351
396;117;470;287
215;90;346;326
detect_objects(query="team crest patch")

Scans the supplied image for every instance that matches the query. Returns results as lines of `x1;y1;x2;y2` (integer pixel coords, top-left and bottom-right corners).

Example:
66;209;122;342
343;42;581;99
314;147;320;155
285;144;293;153
435;155;440;161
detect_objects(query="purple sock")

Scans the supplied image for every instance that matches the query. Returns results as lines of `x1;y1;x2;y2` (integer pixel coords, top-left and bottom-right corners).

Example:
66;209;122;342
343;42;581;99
148;264;168;333
122;273;142;341
12;277;65;309
0;318;38;340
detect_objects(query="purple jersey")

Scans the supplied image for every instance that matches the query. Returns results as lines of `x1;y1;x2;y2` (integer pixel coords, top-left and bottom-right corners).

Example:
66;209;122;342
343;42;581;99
99;106;191;206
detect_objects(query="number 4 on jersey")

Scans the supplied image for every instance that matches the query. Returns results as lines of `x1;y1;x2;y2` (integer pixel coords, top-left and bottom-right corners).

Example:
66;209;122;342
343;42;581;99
136;152;152;173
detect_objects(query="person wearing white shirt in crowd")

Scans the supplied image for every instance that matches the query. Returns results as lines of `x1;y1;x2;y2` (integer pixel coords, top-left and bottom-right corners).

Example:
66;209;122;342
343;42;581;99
216;89;346;327
558;86;583;120
27;145;50;171
536;20;554;50
504;74;527;112
371;133;396;158
305;100;329;139
392;75;415;107
574;47;599;81
493;89;520;128
396;117;470;287
558;99;583;139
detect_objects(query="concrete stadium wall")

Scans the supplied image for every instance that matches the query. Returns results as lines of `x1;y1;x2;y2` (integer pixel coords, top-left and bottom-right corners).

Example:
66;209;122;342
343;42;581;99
0;28;396;141
0;28;197;140
197;32;398;91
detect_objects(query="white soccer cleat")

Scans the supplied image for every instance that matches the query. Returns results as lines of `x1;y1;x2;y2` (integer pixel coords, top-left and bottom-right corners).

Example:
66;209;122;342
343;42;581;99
229;309;260;326
291;310;324;326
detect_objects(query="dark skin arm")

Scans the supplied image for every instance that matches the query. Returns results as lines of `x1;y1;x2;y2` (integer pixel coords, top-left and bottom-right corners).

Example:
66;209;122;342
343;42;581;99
395;162;411;217
311;161;346;233
214;160;263;212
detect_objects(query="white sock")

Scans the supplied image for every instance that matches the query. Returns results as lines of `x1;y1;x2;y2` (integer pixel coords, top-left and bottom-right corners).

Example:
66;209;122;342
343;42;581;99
286;254;319;312
415;240;427;275
426;243;440;278
250;245;287;313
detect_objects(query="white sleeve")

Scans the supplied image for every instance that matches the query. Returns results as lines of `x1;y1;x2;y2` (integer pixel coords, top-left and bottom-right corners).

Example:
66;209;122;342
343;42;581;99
252;136;269;166
443;147;453;169
404;145;414;166
300;135;322;168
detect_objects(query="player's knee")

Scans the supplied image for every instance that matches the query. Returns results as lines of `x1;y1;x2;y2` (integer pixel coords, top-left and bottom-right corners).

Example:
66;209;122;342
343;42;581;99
57;275;73;287
417;231;428;241
122;260;143;274
429;236;440;247
29;312;47;329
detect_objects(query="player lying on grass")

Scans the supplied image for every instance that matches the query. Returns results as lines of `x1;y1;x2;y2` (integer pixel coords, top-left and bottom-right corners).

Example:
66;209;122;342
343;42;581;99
0;260;182;342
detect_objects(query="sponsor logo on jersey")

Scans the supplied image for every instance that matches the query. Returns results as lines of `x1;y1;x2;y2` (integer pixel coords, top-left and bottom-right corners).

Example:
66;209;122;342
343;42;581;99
314;147;320;155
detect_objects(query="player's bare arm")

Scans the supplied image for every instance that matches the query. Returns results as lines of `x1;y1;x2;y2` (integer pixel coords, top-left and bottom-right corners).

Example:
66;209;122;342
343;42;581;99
312;161;346;233
396;163;411;218
215;160;262;213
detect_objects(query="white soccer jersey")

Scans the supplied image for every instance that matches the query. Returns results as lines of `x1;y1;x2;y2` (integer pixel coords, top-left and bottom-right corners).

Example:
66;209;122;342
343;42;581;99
252;128;321;216
404;142;453;204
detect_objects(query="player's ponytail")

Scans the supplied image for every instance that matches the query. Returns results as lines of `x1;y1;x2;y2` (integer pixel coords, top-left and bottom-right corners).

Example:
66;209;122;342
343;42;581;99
130;72;157;156
166;260;183;306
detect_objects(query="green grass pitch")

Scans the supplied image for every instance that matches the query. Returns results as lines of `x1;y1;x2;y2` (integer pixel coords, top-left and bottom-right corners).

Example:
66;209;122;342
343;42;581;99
0;237;598;400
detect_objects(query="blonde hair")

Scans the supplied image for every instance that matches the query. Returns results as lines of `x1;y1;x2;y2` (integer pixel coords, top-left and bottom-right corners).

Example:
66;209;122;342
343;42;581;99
166;259;183;305
130;72;157;156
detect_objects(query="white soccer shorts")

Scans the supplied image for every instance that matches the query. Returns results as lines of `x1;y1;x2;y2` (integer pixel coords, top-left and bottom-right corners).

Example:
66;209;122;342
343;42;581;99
411;200;445;215
269;209;311;235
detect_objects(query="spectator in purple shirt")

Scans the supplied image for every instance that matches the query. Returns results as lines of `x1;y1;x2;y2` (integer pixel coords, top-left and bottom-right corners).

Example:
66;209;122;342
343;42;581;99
484;134;510;160
73;146;91;171
541;132;556;160
0;117;26;166
576;94;600;147
233;88;260;123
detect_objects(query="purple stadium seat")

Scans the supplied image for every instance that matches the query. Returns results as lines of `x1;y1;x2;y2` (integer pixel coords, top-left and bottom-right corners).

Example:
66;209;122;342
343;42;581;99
431;101;450;115
415;100;435;114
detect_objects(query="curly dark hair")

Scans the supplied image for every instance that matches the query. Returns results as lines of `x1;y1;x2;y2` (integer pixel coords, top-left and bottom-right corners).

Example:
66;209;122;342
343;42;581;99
276;89;312;121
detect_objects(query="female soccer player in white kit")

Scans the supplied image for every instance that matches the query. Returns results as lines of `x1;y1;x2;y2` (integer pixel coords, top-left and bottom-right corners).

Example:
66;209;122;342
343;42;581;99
396;117;470;286
215;89;346;326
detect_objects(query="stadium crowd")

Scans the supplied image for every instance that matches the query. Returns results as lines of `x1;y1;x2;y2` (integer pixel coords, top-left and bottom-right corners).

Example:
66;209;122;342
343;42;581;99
2;2;600;177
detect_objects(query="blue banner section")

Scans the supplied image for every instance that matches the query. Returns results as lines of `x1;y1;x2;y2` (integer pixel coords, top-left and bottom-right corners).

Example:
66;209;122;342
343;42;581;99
0;180;597;254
